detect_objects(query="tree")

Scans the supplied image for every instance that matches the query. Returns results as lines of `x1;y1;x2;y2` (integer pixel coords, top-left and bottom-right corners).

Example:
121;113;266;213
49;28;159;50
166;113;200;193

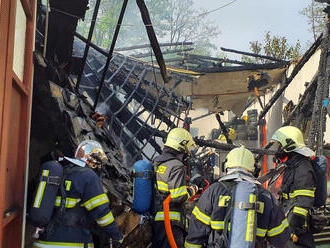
244;32;302;63
300;1;326;41
76;0;220;55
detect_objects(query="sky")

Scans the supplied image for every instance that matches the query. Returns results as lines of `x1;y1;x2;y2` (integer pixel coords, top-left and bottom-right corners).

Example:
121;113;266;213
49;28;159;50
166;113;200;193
193;0;315;55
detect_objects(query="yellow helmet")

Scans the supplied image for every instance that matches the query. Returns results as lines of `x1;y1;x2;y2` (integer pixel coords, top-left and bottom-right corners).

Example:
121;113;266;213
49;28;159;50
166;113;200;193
218;128;237;141
224;146;255;173
271;126;305;153
75;140;108;169
164;128;196;154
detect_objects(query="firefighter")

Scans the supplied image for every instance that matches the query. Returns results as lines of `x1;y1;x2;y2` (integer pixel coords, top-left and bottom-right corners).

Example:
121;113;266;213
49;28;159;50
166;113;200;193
185;146;290;248
33;140;123;248
271;126;316;248
152;128;201;248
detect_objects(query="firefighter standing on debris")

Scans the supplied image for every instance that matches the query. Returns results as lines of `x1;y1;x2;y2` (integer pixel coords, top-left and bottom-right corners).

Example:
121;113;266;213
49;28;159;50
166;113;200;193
271;126;316;248
32;140;123;248
185;146;290;248
152;128;203;248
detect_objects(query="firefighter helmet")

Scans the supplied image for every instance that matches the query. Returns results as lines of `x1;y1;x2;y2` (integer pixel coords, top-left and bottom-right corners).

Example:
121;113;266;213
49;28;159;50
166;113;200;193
224;146;255;173
218;128;237;141
164;128;196;154
75;140;108;169
271;126;306;153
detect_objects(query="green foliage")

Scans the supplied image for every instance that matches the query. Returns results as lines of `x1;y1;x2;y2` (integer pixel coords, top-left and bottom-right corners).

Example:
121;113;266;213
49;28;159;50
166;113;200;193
247;32;302;63
76;0;220;55
300;1;326;41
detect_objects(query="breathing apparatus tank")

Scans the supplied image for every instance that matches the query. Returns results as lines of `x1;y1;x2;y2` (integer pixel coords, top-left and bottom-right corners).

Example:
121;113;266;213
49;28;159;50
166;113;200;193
29;160;63;227
132;160;153;214
229;181;258;248
312;156;328;207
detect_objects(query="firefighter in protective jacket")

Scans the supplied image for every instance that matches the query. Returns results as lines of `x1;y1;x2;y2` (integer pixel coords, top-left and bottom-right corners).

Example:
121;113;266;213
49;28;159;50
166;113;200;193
271;126;316;248
152;128;200;248
185;146;290;248
33;140;123;248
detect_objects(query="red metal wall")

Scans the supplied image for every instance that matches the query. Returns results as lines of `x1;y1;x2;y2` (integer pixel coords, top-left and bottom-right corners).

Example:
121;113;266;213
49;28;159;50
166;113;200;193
0;0;35;246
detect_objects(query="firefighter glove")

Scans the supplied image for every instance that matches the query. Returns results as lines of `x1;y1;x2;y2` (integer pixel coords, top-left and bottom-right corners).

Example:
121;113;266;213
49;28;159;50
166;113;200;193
188;184;199;196
288;212;307;236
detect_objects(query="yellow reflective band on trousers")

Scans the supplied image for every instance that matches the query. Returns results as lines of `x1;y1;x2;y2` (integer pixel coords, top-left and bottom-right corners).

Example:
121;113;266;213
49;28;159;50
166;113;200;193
33;170;49;208
289;189;315;198
192;206;211;225
33;241;94;247
246;194;256;242
54;197;81;208
170;186;189;198
81;194;109;211
96;211;115;227
154;211;181;221
184;241;202;248
293;206;308;216
157;181;169;192
267;218;289;237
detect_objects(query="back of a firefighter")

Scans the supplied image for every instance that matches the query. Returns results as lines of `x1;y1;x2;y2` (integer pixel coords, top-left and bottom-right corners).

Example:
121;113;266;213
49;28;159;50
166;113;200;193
271;126;316;248
152;128;200;248
33;140;123;248
185;146;290;248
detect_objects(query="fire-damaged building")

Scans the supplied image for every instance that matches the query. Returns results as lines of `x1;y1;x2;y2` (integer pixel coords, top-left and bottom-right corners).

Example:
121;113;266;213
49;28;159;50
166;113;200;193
1;0;330;247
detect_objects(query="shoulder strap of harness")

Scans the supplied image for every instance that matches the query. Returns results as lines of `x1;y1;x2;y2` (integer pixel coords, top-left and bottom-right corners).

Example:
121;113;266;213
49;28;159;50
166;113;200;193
45;164;88;238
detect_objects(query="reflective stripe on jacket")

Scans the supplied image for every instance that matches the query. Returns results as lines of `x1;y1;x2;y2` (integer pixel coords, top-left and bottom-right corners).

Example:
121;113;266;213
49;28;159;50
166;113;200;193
36;161;122;245
185;178;290;248
153;149;191;224
280;153;315;216
33;240;94;248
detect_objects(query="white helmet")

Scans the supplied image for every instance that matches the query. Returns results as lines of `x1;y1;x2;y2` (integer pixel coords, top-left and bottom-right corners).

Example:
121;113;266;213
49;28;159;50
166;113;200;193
224;146;255;173
75;140;108;169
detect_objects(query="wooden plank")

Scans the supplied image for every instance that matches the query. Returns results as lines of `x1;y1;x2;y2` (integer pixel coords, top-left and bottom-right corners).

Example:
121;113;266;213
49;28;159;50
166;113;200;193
20;0;32;18
0;0;17;245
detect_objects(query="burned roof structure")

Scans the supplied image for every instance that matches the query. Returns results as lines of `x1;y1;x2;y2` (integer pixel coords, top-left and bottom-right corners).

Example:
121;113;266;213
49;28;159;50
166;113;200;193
28;0;330;246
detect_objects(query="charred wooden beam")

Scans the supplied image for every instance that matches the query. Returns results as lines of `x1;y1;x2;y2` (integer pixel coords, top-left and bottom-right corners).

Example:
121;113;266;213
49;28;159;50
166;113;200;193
151;128;277;155
258;34;323;124
177;52;224;62
191;62;288;73
308;25;330;154
221;47;290;64
94;0;128;111
136;0;168;83
283;75;318;126
115;42;193;52
76;0;101;90
132;47;193;58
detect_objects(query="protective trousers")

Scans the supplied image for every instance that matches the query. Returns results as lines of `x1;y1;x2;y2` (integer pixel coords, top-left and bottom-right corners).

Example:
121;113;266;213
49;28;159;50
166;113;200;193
151;221;185;248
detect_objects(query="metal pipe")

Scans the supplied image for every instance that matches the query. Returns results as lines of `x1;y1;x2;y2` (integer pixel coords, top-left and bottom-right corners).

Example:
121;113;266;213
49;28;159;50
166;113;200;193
75;0;102;91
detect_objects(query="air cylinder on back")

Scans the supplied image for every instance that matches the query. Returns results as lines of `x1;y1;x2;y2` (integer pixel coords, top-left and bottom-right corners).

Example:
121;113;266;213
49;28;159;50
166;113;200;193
29;160;63;227
229;181;258;248
312;156;328;207
132;160;153;215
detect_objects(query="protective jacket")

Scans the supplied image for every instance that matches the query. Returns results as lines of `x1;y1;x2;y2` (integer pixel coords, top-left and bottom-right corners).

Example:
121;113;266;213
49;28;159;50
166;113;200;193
33;159;123;248
185;173;290;248
152;148;194;248
280;152;316;248
153;148;194;223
